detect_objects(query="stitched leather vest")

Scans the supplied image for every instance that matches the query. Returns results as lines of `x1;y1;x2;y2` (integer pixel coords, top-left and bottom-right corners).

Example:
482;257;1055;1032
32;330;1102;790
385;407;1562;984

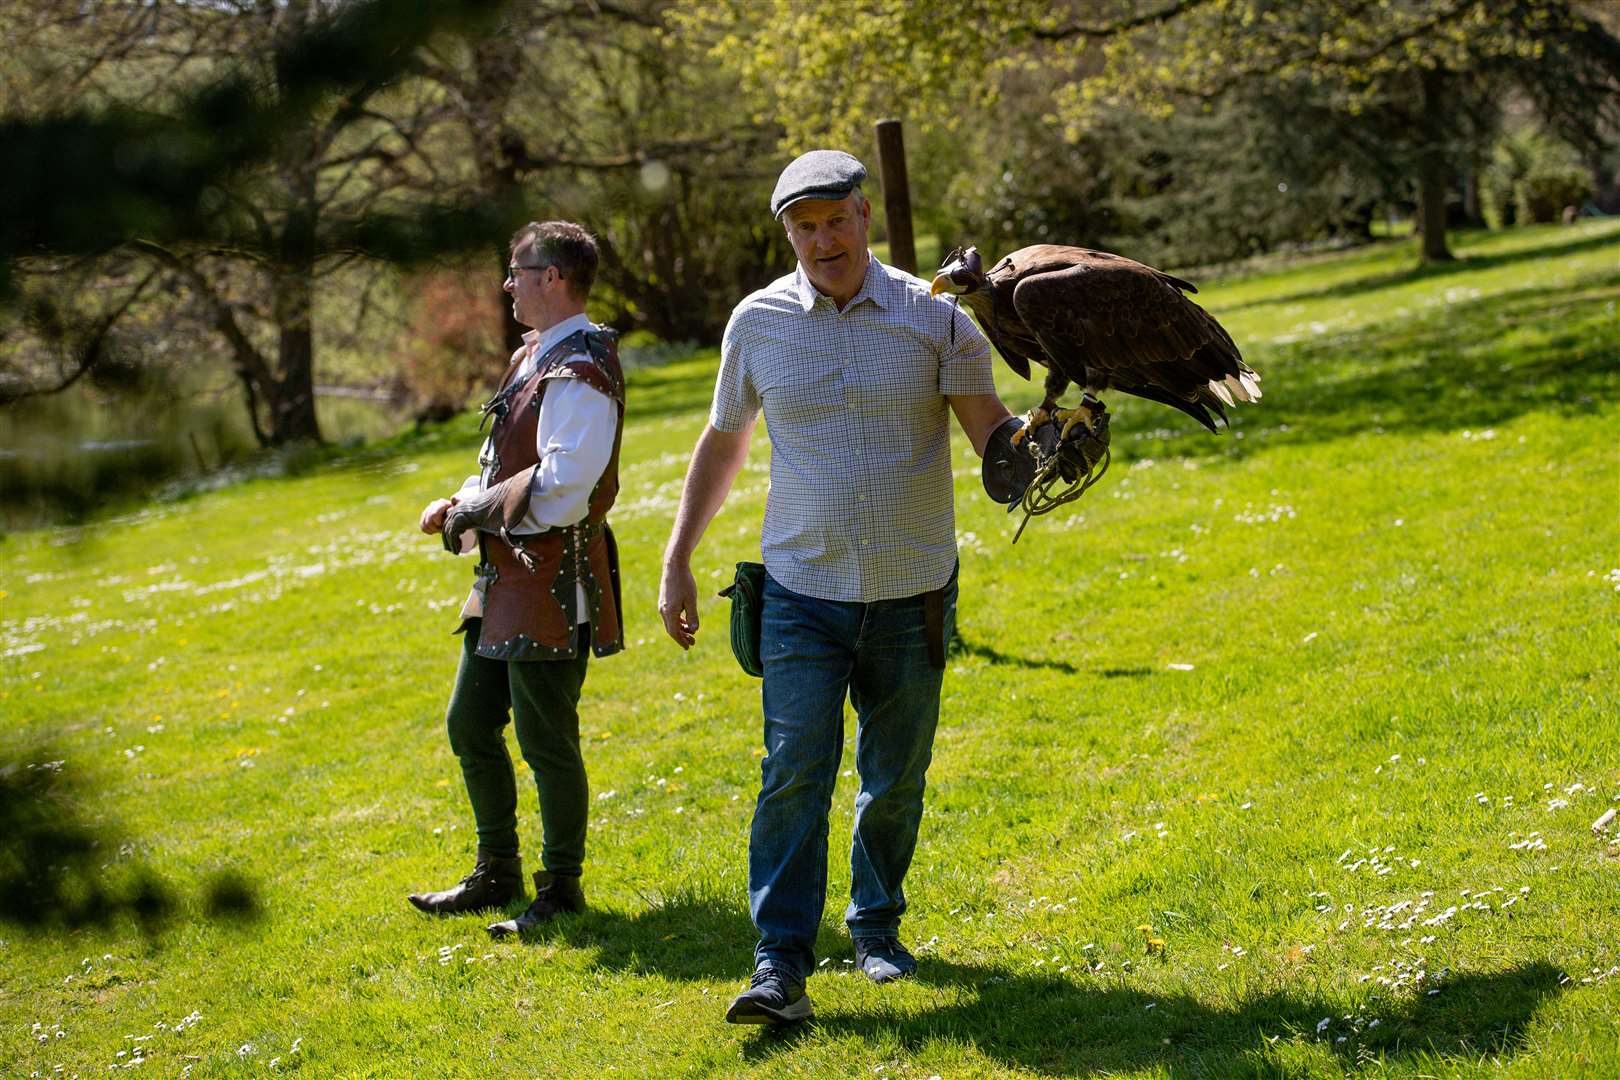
458;328;625;661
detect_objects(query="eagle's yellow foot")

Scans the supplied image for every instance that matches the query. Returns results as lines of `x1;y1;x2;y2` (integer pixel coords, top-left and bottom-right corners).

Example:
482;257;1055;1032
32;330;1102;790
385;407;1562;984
1011;406;1051;446
1054;405;1097;441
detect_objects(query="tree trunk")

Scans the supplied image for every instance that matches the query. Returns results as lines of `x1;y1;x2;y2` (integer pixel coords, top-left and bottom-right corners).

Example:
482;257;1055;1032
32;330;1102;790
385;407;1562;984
1416;69;1455;263
253;0;322;447
1461;169;1481;225
1593;154;1619;214
264;159;324;445
269;267;322;445
463;37;528;358
1417;156;1454;261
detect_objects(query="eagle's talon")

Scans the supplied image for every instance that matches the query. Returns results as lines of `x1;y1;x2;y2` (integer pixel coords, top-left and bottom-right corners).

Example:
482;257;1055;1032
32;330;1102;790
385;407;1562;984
1011;406;1051;446
1054;407;1095;441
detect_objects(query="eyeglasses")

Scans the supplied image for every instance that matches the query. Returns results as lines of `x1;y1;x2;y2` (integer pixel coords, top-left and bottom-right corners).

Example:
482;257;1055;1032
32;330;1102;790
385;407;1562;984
505;263;549;285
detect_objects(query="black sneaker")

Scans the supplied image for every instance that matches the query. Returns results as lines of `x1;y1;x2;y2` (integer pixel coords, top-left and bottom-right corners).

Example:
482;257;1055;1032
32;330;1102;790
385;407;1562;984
725;965;813;1025
854;937;916;983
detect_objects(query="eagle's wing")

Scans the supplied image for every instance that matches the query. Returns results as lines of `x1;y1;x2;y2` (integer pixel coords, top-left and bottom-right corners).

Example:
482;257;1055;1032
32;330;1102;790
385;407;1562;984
1009;251;1255;432
982;318;1034;381
980;248;1090;383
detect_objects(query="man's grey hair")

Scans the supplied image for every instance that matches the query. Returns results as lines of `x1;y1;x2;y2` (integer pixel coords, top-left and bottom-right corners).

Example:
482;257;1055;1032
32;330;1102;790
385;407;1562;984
782;186;869;224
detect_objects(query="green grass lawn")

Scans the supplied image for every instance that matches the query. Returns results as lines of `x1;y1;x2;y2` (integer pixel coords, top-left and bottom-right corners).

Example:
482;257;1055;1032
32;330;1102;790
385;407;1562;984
2;221;1617;1078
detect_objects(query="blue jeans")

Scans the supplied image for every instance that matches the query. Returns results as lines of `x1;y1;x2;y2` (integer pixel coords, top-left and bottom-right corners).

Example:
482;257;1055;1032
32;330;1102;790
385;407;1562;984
748;566;957;980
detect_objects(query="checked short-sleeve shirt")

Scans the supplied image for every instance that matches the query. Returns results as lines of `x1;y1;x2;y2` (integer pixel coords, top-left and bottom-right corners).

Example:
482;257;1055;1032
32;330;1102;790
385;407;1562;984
710;253;994;602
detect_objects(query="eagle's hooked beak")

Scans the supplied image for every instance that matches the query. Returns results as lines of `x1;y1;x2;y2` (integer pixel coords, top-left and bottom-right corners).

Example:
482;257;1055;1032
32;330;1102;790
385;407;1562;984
930;245;981;296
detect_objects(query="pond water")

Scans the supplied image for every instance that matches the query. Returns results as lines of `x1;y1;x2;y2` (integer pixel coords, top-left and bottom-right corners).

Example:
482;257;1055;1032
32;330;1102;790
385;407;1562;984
0;378;411;531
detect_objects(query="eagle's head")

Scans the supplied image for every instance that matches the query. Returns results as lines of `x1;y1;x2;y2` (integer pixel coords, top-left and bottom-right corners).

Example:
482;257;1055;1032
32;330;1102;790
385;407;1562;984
930;246;985;297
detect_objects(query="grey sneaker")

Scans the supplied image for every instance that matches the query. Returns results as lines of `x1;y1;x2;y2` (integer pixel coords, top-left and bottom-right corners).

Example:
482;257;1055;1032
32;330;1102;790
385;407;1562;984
854;937;916;983
725;965;813;1025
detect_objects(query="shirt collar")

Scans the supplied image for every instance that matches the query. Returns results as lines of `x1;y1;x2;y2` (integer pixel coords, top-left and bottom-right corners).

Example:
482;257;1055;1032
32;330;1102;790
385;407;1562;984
520;312;594;361
793;251;888;313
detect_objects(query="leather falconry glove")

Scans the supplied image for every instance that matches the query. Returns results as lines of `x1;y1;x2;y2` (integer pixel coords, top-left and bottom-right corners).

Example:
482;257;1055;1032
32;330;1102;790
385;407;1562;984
1032;409;1111;485
982;415;1037;505
441;464;541;570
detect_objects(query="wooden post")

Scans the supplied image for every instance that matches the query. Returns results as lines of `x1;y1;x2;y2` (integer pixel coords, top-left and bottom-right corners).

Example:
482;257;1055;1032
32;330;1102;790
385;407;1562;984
874;119;916;276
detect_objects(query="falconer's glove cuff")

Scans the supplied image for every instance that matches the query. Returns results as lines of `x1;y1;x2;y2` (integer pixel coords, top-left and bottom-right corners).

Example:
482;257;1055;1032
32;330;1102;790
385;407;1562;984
441;465;537;555
982;415;1036;504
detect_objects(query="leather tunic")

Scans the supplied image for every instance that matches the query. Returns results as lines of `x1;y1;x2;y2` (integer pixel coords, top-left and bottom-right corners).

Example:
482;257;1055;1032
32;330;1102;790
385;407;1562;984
458;328;625;661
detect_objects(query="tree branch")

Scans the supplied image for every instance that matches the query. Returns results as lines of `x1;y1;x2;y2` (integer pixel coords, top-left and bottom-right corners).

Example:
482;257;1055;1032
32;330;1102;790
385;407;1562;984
129;240;275;395
1186;0;1476;104
0;269;159;406
1032;0;1218;41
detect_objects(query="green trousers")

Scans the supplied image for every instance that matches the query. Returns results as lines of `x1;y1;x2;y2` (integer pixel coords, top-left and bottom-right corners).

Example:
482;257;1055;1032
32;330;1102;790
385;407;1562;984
445;619;590;875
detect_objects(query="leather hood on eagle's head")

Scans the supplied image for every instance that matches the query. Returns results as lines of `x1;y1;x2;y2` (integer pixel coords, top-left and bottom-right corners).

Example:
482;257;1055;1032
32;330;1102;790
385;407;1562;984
930;246;985;296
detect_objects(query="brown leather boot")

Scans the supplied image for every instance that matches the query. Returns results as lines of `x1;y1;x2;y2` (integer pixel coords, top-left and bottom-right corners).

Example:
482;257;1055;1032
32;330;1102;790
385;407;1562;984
486;872;585;937
407;849;524;914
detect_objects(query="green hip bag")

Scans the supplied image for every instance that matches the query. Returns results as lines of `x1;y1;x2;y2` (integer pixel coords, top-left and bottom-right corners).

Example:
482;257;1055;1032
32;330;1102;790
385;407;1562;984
717;561;948;677
717;561;767;678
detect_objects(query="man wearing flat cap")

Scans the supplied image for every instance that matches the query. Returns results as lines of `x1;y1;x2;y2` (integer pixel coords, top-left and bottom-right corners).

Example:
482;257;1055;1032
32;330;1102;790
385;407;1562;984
659;149;1015;1023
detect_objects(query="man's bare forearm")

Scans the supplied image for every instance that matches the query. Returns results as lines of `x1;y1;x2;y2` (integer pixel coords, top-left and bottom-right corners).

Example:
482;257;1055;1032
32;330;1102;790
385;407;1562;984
948;392;1013;457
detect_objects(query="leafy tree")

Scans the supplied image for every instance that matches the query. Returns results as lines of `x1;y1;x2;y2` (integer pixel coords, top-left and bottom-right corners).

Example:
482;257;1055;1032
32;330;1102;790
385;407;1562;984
1479;126;1589;227
421;0;793;343
690;0;1620;265
0;0;517;445
3;0;800;451
397;263;502;423
1073;0;1620;261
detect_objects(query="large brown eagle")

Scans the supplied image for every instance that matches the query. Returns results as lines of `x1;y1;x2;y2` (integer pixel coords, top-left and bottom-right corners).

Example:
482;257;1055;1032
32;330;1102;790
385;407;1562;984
930;245;1260;438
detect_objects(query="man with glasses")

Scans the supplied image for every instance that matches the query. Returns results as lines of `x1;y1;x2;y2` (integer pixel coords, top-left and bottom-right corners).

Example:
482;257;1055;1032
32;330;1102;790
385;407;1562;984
409;220;626;938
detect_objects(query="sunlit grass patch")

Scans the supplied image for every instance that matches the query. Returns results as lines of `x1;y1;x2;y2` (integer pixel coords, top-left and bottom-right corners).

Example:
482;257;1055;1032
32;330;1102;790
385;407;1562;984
1;220;1617;1077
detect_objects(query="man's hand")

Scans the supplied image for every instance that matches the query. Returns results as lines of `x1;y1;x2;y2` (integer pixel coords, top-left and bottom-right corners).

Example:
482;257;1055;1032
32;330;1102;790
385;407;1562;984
658;557;700;650
435;467;535;554
658;421;755;650
419;497;455;535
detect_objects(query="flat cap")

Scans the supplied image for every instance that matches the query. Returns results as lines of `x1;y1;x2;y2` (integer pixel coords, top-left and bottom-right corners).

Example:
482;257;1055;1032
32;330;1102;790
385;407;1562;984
770;149;868;219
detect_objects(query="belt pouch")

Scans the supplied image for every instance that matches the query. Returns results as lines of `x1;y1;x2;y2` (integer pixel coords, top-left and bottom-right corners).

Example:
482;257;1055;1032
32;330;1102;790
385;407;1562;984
717;561;767;678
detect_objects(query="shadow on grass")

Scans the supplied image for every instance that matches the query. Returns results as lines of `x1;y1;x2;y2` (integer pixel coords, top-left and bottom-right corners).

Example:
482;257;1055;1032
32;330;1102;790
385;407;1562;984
1218;228;1620;316
0;746;262;934
952;635;1084;675
500;890;758;981
743;958;1565;1076
952;637;1159;680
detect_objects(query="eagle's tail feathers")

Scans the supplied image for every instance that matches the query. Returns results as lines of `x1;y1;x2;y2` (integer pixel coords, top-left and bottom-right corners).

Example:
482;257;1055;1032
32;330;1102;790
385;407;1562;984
1218;370;1262;403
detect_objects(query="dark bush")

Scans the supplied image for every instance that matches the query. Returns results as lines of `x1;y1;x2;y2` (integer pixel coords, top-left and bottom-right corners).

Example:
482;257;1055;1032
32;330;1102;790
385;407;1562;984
1515;167;1595;224
1480;129;1587;228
